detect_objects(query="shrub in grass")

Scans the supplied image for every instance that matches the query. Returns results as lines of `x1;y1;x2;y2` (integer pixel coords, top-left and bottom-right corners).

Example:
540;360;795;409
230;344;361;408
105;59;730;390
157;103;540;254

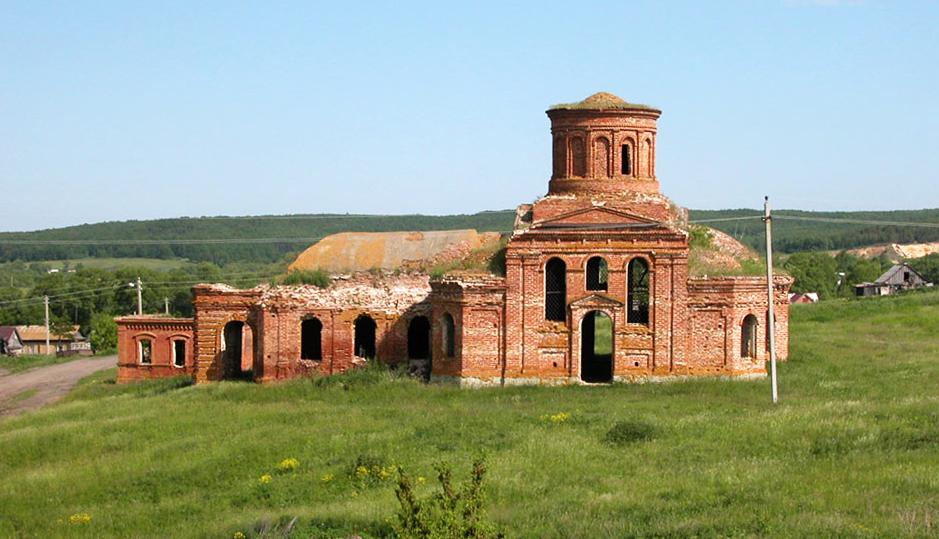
393;458;504;539
604;420;655;446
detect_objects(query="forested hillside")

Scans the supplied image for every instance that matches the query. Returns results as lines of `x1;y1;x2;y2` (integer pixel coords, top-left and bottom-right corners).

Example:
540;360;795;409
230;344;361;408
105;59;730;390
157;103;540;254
691;208;939;253
2;208;938;264
0;212;516;265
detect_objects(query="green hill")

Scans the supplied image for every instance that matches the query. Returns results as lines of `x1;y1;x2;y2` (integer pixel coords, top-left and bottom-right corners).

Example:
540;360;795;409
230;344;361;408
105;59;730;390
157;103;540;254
1;208;938;265
0;289;937;537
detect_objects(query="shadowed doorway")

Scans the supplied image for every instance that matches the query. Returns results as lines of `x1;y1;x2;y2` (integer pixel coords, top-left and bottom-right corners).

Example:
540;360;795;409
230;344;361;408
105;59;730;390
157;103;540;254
581;311;613;383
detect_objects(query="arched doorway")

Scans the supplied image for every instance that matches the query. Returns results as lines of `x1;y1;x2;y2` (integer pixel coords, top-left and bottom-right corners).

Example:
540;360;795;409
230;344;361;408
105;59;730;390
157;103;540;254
581;311;613;383
354;315;377;359
301;317;322;360
221;321;251;380
408;315;431;381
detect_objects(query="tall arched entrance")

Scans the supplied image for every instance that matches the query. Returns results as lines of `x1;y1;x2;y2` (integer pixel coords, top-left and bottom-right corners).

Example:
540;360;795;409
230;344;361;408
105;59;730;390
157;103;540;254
221;321;252;380
581;311;613;383
354;315;377;359
407;315;431;381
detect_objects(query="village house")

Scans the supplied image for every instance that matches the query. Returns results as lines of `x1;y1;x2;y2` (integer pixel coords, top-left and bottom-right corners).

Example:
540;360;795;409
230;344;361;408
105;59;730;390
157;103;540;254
116;92;792;385
15;325;90;356
0;326;23;356
855;263;932;297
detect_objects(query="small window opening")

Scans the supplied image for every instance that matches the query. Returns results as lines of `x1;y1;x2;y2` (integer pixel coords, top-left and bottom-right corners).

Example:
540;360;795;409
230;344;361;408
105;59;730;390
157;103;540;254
173;340;185;368
442;313;456;358
545;258;567;322
301;318;323;360
904;271;911;282
621;144;631;175
586;257;609;291
139;339;152;365
742;315;758;359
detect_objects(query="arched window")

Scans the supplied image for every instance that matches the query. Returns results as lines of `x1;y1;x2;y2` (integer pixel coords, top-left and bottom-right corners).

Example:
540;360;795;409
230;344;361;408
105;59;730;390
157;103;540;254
545;258;567;322
621;144;632;175
742;315;758;358
553;136;566;178
354;315;377;359
570;136;586;177
585;257;608;292
627;258;650;324
593;137;611;178
441;313;455;358
138;339;152;365
301;317;322;360
173;340;186;368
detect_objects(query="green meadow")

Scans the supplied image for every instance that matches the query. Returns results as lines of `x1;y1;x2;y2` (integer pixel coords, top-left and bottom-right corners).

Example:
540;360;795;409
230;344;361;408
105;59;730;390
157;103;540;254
0;291;938;538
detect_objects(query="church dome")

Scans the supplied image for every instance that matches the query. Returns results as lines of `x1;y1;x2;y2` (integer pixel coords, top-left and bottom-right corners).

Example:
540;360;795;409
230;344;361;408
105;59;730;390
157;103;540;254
549;92;659;112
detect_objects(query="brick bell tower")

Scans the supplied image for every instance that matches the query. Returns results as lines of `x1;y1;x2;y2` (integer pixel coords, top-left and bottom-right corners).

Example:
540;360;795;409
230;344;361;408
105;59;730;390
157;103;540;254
526;92;679;226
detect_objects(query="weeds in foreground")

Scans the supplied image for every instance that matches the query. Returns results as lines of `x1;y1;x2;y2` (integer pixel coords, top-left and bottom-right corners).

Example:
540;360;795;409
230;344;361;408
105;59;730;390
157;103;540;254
393;459;504;539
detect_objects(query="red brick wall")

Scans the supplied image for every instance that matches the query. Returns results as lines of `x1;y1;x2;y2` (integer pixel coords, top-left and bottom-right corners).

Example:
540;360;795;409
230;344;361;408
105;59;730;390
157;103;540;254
116;316;194;383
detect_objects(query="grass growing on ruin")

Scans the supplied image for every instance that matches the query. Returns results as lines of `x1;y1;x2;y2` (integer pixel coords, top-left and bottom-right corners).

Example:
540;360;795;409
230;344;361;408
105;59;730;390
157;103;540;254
1;291;939;538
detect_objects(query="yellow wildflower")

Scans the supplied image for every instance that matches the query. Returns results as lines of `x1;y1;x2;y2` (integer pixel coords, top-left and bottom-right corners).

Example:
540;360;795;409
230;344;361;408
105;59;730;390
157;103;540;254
259;474;272;485
321;473;334;482
276;458;300;472
355;465;370;478
233;532;246;539
68;513;92;525
416;476;426;485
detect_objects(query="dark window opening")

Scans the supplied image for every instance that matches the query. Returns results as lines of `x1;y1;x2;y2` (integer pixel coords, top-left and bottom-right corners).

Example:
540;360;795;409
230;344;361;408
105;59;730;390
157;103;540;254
301;318;323;360
545;258;567;322
222;321;250;380
408;316;431;360
586;257;609;291
581;311;613;383
173;340;185;368
139;340;152;364
354;315;377;359
442;313;455;358
742;314;758;359
621;144;632;175
627;258;650;324
904;271;911;282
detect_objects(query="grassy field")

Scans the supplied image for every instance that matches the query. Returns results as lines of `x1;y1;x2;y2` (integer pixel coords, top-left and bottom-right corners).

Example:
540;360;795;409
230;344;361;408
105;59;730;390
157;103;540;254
0;292;938;538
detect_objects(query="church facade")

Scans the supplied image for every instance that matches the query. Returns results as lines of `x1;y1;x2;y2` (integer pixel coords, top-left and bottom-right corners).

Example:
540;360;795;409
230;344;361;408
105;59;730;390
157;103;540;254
116;92;791;385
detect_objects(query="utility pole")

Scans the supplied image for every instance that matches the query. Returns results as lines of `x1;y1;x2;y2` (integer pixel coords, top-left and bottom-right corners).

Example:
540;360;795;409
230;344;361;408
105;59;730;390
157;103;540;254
136;276;143;316
44;295;50;355
764;196;778;404
164;297;169;315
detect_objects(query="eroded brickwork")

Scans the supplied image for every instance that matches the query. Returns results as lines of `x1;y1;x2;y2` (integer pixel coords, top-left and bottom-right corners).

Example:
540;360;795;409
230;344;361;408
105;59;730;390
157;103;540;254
115;92;792;386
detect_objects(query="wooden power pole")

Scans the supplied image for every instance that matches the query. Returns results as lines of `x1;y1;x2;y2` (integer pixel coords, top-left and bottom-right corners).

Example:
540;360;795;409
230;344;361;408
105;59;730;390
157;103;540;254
44;295;50;355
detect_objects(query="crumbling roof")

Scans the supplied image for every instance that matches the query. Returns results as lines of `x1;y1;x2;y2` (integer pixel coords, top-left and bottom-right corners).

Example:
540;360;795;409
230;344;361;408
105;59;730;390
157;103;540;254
548;92;659;112
289;229;498;273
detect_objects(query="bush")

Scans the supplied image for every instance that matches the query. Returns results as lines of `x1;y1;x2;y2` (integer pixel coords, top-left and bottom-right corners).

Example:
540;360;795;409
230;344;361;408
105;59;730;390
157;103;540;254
280;269;331;288
393;458;504;539
604;420;655;446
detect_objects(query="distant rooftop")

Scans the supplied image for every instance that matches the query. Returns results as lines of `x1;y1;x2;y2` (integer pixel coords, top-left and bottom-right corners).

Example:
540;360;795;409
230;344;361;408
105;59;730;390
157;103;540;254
548;91;659;112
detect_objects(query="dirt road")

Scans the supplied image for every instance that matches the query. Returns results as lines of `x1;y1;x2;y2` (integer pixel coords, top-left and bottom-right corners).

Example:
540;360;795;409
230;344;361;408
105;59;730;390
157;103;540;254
0;356;116;417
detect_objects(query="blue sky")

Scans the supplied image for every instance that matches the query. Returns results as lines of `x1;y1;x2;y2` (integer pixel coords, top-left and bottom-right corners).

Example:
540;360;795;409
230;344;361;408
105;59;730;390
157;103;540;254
1;1;937;232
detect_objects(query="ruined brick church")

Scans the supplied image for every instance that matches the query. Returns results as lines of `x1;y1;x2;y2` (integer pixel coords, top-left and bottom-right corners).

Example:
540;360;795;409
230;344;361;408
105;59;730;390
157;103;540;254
117;92;792;385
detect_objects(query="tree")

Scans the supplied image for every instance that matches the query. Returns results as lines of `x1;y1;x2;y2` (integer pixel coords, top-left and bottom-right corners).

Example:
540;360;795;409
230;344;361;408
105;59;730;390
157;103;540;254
89;313;118;353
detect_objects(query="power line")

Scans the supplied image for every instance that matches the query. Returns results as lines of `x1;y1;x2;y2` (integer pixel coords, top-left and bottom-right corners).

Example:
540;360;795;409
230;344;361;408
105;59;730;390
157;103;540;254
773;214;939;229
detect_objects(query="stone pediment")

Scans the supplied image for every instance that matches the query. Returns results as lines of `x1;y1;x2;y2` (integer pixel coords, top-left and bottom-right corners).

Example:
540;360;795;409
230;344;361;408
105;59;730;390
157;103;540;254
532;206;661;230
569;294;624;309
